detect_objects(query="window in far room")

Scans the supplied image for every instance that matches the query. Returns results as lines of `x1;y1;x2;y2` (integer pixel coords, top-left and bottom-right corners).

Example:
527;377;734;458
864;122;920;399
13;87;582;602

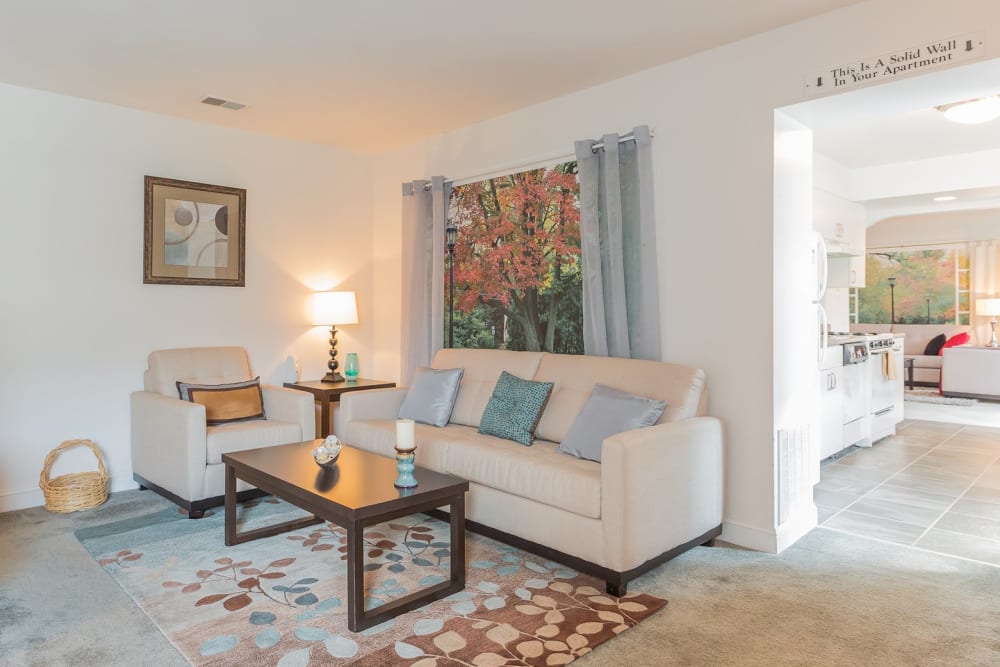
444;161;582;353
852;246;970;324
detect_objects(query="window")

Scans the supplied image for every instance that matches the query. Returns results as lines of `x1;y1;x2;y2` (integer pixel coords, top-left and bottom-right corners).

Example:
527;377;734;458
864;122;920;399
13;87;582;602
445;161;582;352
854;246;969;325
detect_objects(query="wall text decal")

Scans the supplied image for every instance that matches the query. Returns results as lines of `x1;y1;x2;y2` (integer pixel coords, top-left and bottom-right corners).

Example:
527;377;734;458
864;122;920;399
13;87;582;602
805;33;984;97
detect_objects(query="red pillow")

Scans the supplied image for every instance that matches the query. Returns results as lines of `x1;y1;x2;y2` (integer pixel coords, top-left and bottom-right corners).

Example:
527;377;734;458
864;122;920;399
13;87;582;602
939;332;970;354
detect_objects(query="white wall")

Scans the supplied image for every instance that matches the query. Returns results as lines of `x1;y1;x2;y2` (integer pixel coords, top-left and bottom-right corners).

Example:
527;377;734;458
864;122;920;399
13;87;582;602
0;83;374;511
368;0;1000;551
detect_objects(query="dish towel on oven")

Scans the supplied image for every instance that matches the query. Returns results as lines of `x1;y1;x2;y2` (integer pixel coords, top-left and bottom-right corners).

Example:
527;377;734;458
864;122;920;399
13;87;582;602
882;350;898;380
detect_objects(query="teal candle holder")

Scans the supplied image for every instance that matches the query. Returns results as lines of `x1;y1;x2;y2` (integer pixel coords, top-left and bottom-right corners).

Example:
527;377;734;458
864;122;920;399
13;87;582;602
393;446;418;488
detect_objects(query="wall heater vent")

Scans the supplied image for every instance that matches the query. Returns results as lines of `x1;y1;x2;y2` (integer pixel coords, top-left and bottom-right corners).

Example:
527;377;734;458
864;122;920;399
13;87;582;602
777;425;814;525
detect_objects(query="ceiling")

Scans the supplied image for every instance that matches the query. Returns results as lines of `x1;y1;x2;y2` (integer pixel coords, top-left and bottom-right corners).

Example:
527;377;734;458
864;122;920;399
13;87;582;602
0;0;865;153
813;106;1000;168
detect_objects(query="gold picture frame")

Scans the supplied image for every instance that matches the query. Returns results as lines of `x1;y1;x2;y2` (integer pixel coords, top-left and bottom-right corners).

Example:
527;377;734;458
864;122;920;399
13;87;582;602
143;175;246;286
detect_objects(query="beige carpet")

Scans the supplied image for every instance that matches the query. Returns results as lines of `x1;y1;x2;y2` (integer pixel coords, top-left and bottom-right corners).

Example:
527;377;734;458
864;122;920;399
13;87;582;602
2;490;999;666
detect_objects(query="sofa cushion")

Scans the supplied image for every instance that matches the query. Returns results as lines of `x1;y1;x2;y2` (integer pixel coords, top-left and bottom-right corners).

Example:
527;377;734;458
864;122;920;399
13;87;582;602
849;323;892;335
339;419;454;471
431;349;543;428
398;367;464;427
906;354;943;370
478;372;553;446
444;434;602;519
533;353;705;444
206;420;303;465
178;377;265;425
559;384;666;462
923;333;947;356
891;324;968;356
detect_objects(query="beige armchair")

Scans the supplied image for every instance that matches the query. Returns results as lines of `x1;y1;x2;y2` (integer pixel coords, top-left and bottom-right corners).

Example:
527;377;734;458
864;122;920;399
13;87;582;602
130;347;315;517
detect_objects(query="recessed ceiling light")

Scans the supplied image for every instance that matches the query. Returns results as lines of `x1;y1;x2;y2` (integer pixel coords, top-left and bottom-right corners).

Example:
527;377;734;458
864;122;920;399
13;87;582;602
936;96;1000;124
933;195;957;202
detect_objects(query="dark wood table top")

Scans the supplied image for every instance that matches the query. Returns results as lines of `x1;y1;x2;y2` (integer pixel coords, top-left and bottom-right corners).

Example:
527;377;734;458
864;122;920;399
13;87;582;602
283;379;396;397
222;441;467;521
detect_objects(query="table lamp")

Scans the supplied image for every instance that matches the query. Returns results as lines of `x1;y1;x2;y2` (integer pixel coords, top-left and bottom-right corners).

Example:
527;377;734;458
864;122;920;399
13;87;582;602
310;291;358;382
976;297;1000;348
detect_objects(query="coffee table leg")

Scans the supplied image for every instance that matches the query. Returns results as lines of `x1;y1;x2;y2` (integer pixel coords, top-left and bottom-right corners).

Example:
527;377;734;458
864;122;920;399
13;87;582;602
225;463;236;546
346;520;364;632
450;495;465;589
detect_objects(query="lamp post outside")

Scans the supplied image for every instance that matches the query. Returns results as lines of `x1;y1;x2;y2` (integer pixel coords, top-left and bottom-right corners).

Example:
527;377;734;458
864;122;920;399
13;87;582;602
925;292;932;324
446;224;457;348
888;276;897;324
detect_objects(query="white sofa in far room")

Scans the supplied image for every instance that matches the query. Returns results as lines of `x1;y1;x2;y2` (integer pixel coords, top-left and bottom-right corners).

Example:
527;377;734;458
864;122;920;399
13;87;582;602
850;323;970;385
339;348;724;596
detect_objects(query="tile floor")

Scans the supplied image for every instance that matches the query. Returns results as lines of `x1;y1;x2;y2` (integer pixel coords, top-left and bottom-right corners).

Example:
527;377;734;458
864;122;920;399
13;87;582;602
817;418;1000;566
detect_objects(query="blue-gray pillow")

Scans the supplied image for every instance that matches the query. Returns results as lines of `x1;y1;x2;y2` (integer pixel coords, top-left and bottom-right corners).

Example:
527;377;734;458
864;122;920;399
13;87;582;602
559;384;667;462
398;367;464;427
478;371;554;446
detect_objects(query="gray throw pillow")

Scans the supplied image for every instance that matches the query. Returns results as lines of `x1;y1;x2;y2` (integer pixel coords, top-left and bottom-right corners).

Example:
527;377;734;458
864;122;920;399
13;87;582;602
559;384;667;462
398;367;464;427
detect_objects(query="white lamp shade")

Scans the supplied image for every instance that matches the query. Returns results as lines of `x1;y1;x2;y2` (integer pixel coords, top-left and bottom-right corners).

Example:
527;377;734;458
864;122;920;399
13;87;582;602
976;298;1000;317
310;291;358;326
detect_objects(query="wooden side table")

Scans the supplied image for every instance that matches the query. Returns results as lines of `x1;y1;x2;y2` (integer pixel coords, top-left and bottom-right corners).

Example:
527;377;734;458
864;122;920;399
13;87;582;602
284;379;396;437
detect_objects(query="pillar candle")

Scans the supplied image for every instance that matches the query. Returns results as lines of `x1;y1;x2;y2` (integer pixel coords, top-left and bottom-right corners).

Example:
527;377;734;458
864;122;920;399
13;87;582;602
396;418;415;450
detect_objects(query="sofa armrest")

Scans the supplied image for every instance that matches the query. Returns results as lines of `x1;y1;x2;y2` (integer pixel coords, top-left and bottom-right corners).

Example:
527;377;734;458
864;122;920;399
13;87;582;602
338;388;409;443
600;416;723;572
130;391;208;502
262;385;315;440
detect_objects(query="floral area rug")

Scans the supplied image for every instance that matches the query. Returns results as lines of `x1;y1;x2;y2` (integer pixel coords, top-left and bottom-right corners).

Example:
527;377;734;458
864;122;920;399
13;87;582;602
76;497;666;666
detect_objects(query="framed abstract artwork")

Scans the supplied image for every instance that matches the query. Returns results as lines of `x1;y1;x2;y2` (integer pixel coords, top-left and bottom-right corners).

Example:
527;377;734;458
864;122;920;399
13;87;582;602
143;176;246;286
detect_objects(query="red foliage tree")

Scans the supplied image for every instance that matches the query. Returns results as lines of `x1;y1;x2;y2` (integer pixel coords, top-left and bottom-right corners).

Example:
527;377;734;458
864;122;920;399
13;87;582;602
449;165;580;351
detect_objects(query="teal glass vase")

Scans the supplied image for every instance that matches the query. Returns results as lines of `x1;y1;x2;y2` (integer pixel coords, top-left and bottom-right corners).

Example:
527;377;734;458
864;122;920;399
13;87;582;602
344;352;359;381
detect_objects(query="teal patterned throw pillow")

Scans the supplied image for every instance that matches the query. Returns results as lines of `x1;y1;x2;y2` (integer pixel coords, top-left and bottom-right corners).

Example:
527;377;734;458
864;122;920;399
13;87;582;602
478;371;554;446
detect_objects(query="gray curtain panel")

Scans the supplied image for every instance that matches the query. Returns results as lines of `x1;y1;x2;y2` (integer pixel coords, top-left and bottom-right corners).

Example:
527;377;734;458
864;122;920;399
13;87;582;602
400;176;450;385
574;125;661;360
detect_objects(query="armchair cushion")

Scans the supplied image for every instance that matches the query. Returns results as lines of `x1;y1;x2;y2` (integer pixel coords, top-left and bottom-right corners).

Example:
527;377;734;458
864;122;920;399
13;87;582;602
206;420;305;464
177;377;265;425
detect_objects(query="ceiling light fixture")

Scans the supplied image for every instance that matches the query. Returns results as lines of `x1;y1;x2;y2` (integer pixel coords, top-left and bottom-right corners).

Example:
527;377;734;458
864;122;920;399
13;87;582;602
933;195;957;202
936;96;1000;124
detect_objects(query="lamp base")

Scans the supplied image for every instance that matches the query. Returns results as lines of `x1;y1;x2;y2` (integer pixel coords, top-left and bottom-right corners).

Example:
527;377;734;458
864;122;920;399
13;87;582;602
990;319;999;348
321;372;346;383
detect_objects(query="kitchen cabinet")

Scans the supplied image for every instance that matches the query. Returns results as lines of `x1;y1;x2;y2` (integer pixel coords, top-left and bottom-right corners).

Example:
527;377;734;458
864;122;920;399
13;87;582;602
828;255;866;288
814;188;866;288
818;345;846;461
818;364;845;460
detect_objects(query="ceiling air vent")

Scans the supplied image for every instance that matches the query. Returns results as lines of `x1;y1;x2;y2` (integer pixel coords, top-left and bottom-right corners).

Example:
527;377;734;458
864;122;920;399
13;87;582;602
200;96;247;111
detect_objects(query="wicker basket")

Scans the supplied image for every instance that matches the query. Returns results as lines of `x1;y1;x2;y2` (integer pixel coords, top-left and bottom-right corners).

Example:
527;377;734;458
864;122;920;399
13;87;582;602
39;439;109;513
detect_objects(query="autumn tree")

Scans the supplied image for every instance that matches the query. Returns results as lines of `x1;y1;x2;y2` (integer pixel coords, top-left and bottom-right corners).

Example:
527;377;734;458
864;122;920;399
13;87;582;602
448;164;581;352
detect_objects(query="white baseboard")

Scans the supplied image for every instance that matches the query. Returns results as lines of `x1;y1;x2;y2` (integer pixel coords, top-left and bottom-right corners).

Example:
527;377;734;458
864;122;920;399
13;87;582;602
721;520;778;553
722;504;819;554
775;503;819;553
0;477;138;513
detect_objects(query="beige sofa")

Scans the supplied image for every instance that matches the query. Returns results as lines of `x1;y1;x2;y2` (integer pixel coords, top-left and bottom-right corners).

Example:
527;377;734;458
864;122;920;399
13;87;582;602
850;323;969;385
339;348;724;596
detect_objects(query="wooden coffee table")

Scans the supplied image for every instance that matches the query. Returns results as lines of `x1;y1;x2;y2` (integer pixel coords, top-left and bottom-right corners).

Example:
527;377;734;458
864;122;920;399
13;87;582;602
222;441;469;632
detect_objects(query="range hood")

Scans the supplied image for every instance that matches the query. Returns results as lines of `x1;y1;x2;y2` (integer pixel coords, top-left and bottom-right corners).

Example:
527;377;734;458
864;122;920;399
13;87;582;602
824;237;862;257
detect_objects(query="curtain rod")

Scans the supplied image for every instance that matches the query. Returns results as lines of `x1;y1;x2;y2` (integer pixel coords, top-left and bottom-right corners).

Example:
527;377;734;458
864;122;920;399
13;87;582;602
420;129;655;190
